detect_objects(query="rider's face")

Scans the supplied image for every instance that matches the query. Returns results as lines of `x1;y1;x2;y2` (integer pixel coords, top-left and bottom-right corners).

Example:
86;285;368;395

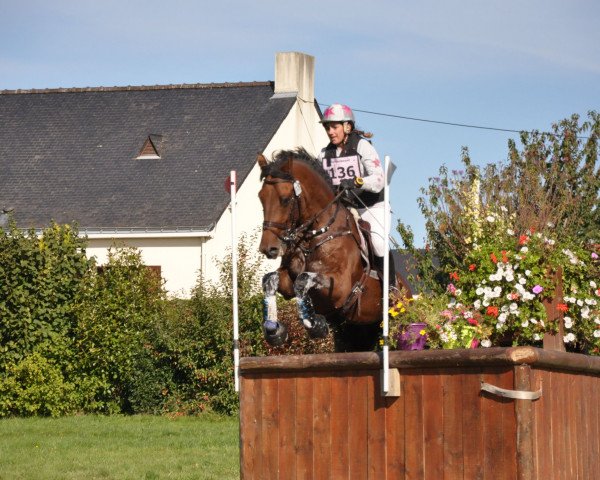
323;122;346;146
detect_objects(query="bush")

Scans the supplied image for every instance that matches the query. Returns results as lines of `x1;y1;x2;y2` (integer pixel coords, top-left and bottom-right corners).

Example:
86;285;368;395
0;352;77;417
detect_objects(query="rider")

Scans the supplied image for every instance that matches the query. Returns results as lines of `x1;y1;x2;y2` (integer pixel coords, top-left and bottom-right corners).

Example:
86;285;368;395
317;103;396;285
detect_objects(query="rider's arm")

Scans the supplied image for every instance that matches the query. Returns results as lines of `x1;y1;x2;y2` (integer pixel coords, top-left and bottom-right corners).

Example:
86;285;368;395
356;139;385;193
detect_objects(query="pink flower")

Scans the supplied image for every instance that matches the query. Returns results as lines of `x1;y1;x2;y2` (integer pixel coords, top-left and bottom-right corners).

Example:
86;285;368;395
470;339;479;349
446;283;457;294
592;252;599;260
532;285;543;294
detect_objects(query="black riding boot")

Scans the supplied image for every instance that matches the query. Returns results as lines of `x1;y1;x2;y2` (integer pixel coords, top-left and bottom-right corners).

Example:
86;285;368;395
373;252;396;289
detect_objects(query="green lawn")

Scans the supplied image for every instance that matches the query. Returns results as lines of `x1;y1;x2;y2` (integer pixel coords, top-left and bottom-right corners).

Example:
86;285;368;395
0;414;239;480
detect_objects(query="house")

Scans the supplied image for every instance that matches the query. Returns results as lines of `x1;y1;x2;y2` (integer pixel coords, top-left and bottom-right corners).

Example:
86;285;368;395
0;52;329;297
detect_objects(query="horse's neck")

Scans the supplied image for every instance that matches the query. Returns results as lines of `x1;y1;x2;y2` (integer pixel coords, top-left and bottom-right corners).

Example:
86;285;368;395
298;175;334;219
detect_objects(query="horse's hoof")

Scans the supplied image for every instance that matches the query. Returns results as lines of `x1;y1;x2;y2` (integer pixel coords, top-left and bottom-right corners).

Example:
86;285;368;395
306;314;329;339
263;322;288;347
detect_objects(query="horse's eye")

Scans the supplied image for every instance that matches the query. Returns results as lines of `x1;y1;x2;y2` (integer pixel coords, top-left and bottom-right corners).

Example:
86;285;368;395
280;197;292;207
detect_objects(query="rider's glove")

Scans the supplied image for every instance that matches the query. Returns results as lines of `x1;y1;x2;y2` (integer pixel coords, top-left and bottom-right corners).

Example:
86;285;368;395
338;178;358;191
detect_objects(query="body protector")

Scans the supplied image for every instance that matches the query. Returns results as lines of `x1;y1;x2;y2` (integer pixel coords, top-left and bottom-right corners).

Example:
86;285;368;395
321;132;384;207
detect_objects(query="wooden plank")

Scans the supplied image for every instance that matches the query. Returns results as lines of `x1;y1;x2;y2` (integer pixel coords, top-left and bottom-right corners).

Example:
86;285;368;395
348;372;369;480
295;372;314;480
552;371;567;479
536;369;554;478
404;371;424;479
312;373;332;480
442;368;464;479
330;371;350;479
422;370;444;480
384;377;405;478
261;374;280;478
482;368;515;479
278;375;297;480
239;374;259;480
367;372;386;479
461;368;485;480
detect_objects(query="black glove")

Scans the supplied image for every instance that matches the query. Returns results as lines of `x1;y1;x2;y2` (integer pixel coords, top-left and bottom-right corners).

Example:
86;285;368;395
338;178;357;191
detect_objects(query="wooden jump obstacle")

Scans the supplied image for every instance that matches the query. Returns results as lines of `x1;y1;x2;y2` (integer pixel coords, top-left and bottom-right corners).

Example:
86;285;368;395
239;347;600;479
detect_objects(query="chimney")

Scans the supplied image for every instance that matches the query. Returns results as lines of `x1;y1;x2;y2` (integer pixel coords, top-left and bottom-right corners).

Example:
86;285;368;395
274;52;315;103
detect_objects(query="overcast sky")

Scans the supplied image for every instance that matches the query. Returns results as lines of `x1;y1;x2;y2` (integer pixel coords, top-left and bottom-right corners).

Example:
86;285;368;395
2;0;599;245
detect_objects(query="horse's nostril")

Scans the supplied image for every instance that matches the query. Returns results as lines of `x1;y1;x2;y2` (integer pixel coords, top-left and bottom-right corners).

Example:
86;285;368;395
267;247;279;259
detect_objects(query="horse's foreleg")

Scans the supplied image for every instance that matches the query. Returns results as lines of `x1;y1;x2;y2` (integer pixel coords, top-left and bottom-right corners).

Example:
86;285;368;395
261;271;288;346
294;272;329;339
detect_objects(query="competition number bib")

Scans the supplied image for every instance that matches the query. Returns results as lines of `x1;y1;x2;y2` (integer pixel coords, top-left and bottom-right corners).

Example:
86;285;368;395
322;155;363;186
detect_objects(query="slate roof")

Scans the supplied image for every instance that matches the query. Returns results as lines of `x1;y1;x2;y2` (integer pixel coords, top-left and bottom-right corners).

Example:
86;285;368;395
0;82;296;231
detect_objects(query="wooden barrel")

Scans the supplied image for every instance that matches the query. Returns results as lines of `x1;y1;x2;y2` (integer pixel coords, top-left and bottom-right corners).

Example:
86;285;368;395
239;347;600;479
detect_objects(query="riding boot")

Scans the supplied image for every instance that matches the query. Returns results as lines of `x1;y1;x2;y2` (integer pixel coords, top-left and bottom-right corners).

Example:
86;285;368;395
373;252;396;289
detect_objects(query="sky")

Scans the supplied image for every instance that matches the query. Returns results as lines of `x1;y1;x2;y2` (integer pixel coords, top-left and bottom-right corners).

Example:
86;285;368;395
1;0;599;246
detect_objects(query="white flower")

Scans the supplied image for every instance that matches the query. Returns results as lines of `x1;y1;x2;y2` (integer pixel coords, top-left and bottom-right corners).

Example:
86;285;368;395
498;313;508;323
520;246;529;253
486;215;495;222
506;229;514;235
533;333;542;341
521;319;529;328
577;299;584;307
564;317;573;329
563;333;576;343
500;206;508;212
474;300;481;309
530;318;538;324
476;287;484;295
525;270;531;276
590;281;597;289
481;339;492;347
509;303;518;312
519;278;526;285
594;330;600;338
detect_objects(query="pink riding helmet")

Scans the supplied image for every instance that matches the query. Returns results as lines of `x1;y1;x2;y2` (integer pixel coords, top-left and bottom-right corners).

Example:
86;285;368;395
320;103;355;124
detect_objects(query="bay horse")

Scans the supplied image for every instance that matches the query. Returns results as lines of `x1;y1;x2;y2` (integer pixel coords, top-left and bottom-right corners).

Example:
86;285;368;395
257;148;400;352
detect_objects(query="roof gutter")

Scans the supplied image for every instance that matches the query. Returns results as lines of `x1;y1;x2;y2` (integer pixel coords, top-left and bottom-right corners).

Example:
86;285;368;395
80;225;215;239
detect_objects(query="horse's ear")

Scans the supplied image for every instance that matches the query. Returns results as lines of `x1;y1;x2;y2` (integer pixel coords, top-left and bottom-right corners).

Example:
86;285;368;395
257;153;268;169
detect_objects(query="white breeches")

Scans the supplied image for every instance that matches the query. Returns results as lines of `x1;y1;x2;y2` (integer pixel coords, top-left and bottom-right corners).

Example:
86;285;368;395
357;201;390;257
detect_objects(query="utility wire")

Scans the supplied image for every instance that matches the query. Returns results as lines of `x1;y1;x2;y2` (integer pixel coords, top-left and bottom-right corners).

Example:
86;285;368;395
300;98;590;140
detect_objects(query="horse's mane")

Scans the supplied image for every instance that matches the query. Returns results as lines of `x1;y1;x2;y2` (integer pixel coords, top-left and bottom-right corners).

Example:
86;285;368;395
260;148;334;192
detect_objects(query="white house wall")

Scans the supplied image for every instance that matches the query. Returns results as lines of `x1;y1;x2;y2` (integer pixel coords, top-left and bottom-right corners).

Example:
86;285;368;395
86;236;205;298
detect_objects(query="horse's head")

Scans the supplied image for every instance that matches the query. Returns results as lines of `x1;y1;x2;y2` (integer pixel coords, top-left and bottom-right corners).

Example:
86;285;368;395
257;149;334;259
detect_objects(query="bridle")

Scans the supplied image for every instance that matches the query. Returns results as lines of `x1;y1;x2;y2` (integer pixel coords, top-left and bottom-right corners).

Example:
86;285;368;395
261;175;356;256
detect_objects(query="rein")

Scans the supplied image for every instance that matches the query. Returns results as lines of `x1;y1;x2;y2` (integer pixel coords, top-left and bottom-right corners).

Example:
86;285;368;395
261;176;354;255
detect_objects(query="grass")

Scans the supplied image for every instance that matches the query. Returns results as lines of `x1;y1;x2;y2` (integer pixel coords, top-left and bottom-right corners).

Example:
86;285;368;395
0;414;240;480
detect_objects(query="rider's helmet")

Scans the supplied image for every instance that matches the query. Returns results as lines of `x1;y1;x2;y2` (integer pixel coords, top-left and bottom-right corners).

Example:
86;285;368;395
320;103;355;124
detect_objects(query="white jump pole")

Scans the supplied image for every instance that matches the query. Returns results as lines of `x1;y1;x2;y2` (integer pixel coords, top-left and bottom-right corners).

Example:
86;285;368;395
382;155;391;394
230;170;240;393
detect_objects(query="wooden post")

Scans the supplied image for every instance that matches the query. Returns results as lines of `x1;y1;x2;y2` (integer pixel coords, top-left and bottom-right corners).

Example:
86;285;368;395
514;365;535;479
542;268;565;352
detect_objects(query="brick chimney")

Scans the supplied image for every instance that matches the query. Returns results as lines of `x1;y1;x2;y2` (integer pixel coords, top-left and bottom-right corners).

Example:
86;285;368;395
274;52;315;102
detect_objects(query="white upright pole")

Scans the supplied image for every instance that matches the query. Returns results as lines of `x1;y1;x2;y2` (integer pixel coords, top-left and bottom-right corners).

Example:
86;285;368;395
382;156;391;394
230;170;240;393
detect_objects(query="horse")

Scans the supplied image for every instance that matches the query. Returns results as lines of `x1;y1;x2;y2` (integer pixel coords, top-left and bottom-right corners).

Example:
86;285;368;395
257;148;402;352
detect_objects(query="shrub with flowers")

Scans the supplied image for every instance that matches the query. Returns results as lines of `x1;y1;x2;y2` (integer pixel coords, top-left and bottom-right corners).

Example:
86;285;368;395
446;216;600;351
396;111;600;354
